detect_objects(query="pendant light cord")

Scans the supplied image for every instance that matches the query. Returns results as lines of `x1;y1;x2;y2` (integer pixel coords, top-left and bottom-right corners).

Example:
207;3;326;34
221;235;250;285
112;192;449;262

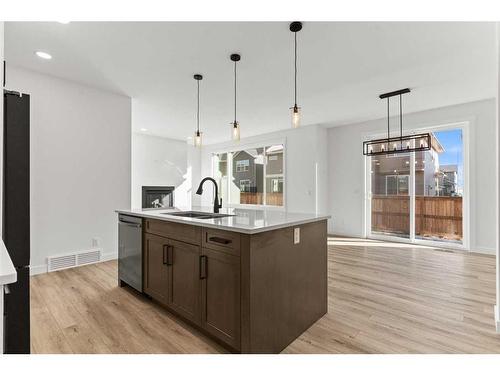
197;80;200;133
234;60;237;124
387;97;390;141
399;94;403;139
294;31;298;107
399;94;403;148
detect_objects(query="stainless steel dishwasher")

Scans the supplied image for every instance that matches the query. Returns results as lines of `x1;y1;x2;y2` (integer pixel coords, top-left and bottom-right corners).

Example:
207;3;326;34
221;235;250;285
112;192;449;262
118;214;142;292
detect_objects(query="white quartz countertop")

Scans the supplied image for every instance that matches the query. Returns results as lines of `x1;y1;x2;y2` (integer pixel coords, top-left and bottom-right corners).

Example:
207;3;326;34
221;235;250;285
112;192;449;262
0;239;17;286
115;206;330;234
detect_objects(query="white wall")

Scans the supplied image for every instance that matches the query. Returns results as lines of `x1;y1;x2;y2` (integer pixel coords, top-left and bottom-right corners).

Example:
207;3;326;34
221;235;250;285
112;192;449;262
5;66;131;273
328;98;497;253
131;133;189;208
194;124;328;215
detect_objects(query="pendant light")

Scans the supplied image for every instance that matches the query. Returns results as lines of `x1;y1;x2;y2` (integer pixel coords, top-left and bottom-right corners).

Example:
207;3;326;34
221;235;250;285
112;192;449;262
289;21;302;128
230;53;241;141
363;88;432;156
193;74;203;147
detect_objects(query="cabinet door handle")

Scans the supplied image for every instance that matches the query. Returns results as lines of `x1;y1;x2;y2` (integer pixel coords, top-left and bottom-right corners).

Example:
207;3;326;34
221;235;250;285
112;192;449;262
199;255;207;279
167;245;173;266
208;236;232;245
163;244;168;265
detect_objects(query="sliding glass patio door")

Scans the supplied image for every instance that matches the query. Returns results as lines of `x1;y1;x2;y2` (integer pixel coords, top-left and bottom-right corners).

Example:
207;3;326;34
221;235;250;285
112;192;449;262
370;153;411;239
367;126;466;248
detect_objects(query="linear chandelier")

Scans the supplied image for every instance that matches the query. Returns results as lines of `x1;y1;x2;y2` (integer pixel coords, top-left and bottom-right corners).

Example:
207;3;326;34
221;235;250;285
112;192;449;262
363;88;431;156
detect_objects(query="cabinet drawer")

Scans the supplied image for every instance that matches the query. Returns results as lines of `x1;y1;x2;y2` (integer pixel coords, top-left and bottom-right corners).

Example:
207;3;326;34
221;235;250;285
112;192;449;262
145;219;202;246
202;228;240;256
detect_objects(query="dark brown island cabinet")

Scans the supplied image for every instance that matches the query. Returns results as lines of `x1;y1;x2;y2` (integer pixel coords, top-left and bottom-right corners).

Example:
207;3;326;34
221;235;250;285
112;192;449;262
136;217;327;353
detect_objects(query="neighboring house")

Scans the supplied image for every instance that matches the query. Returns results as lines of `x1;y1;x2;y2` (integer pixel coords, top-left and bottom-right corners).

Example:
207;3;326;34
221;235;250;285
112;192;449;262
371;133;445;196
437;164;458;196
264;145;284;194
232;149;264;193
214;145;284;207
231;145;284;194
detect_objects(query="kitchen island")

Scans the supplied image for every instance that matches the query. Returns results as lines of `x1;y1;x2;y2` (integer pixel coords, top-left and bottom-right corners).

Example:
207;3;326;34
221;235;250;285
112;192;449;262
116;207;330;353
1;239;17;354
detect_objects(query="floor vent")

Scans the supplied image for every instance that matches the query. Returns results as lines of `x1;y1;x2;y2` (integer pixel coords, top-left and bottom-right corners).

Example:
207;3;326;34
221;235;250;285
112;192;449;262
48;249;101;272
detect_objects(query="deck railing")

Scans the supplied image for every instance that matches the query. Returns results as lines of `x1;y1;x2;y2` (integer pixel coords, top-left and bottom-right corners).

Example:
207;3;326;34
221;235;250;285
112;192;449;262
371;195;462;241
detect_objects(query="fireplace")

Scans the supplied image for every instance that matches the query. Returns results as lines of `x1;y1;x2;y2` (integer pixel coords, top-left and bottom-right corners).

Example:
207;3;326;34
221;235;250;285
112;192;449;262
142;186;175;209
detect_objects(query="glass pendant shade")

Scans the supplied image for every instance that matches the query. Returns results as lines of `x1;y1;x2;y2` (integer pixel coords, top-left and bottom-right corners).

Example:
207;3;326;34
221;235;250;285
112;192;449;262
291;106;301;129
231;122;240;142
194;130;202;148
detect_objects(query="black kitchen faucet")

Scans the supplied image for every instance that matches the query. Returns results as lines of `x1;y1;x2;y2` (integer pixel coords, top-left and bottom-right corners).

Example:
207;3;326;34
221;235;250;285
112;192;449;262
196;177;222;213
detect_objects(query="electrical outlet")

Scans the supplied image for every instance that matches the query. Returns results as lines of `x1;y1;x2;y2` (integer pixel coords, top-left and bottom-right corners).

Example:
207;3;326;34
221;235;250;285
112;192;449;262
294;227;300;244
91;238;100;248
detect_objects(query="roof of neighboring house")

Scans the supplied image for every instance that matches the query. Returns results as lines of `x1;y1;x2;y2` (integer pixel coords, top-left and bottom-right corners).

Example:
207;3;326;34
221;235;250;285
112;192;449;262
266;144;284;154
430;132;445;153
234;149;258;158
440;164;458;173
233;150;265;165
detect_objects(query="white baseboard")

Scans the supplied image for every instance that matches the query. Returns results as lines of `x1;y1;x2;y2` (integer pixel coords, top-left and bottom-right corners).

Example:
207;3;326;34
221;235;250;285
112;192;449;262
29;264;47;276
471;246;496;255
495;305;500;333
30;251;118;276
101;251;118;262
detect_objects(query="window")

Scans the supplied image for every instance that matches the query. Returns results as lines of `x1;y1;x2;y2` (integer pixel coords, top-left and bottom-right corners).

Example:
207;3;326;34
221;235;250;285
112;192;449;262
212;143;284;207
385;175;409;195
272;179;279;192
236;159;249;172
239;179;251;192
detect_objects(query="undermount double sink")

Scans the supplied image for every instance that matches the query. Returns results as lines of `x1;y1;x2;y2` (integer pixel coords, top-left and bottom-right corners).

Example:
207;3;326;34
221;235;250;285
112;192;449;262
162;211;235;220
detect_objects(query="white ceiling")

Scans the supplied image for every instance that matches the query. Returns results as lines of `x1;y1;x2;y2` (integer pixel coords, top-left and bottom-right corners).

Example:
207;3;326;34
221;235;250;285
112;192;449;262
5;22;497;144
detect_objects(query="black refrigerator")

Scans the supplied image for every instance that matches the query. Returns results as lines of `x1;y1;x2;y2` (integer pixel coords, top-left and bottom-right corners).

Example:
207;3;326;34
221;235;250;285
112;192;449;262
3;90;30;354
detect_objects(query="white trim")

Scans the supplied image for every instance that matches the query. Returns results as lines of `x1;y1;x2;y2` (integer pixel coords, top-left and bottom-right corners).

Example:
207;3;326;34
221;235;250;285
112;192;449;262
363;141;370;238
29;251;117;276
410;151;416;240
101;251;118;262
29;264;47;276
495;305;500;333
471;246;496;255
369;233;412;244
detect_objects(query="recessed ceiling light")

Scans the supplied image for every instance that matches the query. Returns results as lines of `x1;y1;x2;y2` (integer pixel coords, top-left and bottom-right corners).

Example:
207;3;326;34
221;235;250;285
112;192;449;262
57;21;71;24
140;128;148;132
35;51;52;60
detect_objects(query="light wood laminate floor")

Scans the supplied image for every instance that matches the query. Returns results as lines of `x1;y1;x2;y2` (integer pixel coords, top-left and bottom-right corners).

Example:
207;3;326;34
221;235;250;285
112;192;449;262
30;237;500;354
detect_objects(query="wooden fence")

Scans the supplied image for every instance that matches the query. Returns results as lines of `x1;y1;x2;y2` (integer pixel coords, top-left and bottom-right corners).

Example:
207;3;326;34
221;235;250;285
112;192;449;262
371;195;462;241
239;192;283;206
